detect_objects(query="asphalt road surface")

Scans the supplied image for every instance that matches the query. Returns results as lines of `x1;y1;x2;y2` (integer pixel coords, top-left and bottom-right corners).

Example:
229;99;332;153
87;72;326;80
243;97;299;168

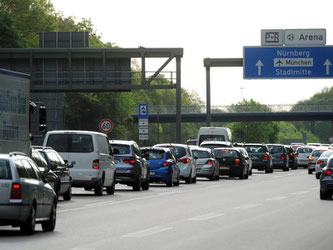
1;169;332;250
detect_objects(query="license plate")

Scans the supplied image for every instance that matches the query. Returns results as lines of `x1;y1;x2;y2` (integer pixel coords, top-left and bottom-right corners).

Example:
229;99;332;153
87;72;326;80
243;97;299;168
150;172;156;175
220;166;229;170
251;156;258;160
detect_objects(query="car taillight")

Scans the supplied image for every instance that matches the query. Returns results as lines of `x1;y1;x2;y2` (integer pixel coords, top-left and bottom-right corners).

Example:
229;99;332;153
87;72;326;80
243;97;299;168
10;183;22;199
180;158;190;164
162;161;170;167
123;158;136;165
281;154;285;160
235;158;241;164
205;160;213;165
323;167;332;176
92;159;100;169
264;154;269;160
316;160;325;164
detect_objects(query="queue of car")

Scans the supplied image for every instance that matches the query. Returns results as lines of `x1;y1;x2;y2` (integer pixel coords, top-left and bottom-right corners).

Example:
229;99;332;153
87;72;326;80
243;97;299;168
2;129;333;235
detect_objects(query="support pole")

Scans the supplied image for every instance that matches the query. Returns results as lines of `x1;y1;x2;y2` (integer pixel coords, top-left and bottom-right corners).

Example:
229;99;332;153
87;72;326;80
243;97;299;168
176;56;182;143
206;65;211;126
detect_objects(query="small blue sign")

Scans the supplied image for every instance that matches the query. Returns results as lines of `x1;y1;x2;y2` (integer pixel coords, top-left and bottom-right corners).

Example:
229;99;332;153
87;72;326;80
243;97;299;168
244;46;333;79
138;104;149;119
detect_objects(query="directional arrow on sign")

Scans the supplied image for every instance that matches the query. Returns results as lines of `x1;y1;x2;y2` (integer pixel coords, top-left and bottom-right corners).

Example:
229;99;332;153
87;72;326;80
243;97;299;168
256;60;264;76
324;59;332;75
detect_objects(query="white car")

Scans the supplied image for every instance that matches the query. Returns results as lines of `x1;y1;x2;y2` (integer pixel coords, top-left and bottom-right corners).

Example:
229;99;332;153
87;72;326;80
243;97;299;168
295;146;314;168
43;130;116;196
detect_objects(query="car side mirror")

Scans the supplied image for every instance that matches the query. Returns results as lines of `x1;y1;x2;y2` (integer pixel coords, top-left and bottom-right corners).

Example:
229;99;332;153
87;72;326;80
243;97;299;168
44;167;50;173
50;163;57;171
194;156;198;160
69;161;76;168
113;148;120;155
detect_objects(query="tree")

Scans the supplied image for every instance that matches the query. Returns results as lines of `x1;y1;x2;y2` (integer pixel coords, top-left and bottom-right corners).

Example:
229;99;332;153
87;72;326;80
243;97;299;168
0;9;26;47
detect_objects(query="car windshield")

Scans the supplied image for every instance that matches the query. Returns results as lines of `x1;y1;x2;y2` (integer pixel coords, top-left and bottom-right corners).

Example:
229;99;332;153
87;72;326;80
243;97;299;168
268;145;284;153
213;149;239;158
192;150;211;159
47;134;94;153
142;150;165;160
0;159;12;180
112;144;131;155
297;147;313;153
244;146;267;153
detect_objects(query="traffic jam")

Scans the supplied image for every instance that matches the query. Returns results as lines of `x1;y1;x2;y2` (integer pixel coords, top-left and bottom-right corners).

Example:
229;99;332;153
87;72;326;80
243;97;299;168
1;126;333;235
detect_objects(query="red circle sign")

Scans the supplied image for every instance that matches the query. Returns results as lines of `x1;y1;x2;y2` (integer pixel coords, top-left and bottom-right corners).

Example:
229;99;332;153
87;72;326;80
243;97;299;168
99;118;113;133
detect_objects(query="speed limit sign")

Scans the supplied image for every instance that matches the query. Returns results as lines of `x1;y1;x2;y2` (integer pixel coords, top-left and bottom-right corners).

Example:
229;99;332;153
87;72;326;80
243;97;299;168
99;118;113;133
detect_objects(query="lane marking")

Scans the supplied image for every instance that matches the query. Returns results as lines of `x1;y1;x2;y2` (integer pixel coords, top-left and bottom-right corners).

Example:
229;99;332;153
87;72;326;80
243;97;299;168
291;191;310;195
188;212;224;221
266;196;288;201
122;226;173;238
311;186;319;190
234;204;261;209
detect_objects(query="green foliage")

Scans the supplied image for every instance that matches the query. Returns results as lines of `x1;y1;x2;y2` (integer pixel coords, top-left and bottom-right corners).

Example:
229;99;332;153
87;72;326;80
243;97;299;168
0;9;26;47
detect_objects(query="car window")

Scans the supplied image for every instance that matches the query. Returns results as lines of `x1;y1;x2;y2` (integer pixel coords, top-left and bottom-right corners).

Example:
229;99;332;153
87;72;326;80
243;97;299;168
15;160;29;178
112;144;131;155
297;147;313;153
0;159;12;180
31;151;48;168
142;150;165;160
244;146;267;153
320;151;333;158
192;150;211;158
167;146;187;158
96;135;109;154
21;159;38;179
46;151;61;165
200;135;226;143
47;134;94;153
52;151;65;165
214;149;239;158
312;150;326;157
28;160;45;181
268;146;284;153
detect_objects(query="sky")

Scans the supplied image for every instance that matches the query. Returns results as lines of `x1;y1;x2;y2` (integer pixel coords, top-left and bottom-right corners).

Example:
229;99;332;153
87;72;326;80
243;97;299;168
51;0;333;106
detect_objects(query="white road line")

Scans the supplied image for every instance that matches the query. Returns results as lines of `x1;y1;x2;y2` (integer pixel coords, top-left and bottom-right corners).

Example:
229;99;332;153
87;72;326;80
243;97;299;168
266;196;288;201
291;191;310;195
311;186;320;190
273;176;283;178
122;226;173;238
234;204;261;209
206;184;220;189
188;212;224;221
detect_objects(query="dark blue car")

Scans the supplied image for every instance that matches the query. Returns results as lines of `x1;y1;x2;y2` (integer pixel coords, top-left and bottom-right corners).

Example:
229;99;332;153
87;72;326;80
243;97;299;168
141;147;180;187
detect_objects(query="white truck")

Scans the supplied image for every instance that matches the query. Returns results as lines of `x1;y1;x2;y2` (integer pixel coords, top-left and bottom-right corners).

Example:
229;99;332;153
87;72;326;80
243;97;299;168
0;68;46;155
197;127;233;146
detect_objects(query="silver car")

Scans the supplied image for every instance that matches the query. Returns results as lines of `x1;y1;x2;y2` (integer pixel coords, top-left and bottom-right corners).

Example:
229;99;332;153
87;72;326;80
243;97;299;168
191;146;219;181
315;150;333;179
154;143;197;184
0;152;57;235
308;148;328;174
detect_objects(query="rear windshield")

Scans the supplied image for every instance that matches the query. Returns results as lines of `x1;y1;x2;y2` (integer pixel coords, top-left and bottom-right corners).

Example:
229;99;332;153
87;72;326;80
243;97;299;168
159;146;187;158
0;160;12;180
213;149;239;158
199;135;226;145
296;147;313;153
244;146;267;153
192;150;211;159
141;150;165;160
320;151;333;158
312;150;326;157
47;134;94;153
268;145;284;153
112;144;131;155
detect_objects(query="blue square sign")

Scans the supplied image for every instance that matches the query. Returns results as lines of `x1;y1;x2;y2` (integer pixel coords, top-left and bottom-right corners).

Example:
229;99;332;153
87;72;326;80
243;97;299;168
138;104;149;119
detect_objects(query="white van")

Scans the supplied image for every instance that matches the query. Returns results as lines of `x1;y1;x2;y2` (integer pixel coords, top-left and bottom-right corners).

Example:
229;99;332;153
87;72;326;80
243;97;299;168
197;127;232;146
43;130;116;196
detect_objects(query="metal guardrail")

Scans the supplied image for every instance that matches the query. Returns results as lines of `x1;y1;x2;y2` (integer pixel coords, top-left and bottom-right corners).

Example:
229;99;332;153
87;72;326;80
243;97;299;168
133;104;333;114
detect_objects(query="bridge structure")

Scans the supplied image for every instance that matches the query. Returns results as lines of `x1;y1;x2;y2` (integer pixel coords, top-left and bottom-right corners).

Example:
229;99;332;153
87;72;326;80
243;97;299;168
132;104;333;124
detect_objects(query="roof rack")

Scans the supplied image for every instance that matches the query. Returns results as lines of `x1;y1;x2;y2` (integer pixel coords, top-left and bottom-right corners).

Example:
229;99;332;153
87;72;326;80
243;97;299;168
9;152;27;157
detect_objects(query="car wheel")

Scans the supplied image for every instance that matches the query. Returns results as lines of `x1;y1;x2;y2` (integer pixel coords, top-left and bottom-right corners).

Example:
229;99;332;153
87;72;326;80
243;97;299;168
265;165;270;173
63;183;72;201
20;205;36;235
106;178;115;195
94;179;104;196
192;175;197;183
239;170;244;180
249;169;252;176
42;202;56;232
308;169;313;174
316;173;321;179
215;173;220;180
133;176;142;191
174;174;180;186
320;190;329;200
244;169;249;179
141;174;150;190
185;171;192;184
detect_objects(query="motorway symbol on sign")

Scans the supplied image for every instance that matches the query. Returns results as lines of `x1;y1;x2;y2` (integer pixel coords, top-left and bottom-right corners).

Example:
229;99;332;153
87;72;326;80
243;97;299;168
244;46;333;79
99;118;113;133
138;104;149;119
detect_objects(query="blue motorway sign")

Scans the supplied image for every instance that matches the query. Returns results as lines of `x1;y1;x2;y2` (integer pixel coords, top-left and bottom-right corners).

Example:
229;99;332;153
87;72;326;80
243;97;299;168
243;46;333;79
138;104;149;119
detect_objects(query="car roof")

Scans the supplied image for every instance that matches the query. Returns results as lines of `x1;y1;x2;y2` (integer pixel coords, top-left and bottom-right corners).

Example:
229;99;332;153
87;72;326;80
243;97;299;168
109;140;136;145
47;130;107;136
200;141;231;145
154;143;189;148
140;146;169;152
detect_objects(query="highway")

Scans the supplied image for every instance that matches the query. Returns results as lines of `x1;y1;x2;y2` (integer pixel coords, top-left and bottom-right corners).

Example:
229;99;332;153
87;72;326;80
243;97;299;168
0;169;332;250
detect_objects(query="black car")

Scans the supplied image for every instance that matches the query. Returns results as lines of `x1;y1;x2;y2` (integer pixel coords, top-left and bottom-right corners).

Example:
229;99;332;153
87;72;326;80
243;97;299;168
267;144;289;171
319;155;333;200
213;148;250;179
32;146;74;201
243;144;273;173
30;148;59;192
285;145;297;170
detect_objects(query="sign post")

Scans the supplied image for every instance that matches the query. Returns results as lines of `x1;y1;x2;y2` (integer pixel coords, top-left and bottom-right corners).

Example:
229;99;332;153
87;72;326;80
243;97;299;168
138;104;149;141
